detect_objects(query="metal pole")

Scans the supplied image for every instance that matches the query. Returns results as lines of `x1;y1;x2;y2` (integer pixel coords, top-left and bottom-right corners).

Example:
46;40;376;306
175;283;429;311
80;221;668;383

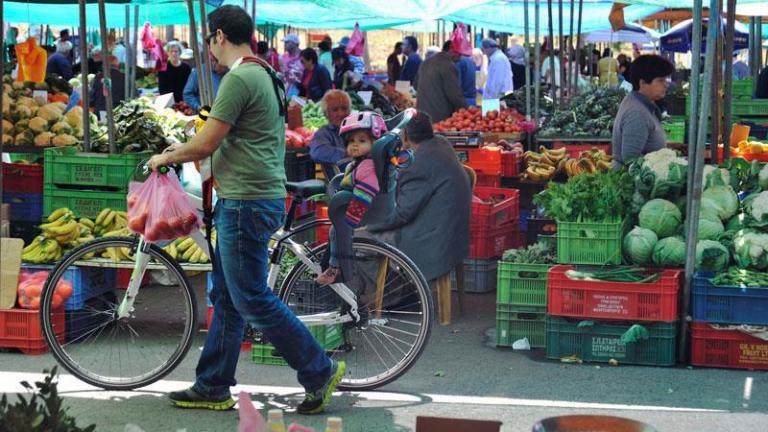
687;3;703;170
199;0;214;106
78;1;91;152
186;0;206;110
252;0;257;25
124;5;130;100
575;0;583;96
557;0;565;104
748;18;756;78
534;0;541;127
524;0;532;150
547;0;557;107
682;0;718;364
723;0;736;162
568;0;575;97
711;0;723;164
757;19;764;72
98;0;116;154
131;5;139;99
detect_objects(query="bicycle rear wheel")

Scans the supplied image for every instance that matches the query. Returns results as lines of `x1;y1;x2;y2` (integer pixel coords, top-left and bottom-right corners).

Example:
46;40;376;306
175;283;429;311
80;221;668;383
40;236;197;390
279;237;433;391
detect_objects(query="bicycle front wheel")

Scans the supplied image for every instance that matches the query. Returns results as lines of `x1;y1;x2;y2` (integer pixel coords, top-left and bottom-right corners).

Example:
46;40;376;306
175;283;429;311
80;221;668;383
279;237;433;391
40;236;197;390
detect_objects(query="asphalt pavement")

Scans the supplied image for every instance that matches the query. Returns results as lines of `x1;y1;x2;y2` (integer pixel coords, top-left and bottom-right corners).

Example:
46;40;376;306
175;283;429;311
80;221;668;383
1;277;766;432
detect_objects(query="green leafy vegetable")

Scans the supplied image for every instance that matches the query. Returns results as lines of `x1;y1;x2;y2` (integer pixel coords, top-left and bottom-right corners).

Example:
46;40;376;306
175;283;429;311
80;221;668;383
696;240;730;272
533;170;634;223
712;267;768;287
638;198;682;238
501;241;556;264
623;226;658;265
698;211;725;241
628;148;688;200
701;185;739;221
732;229;768;270
652;236;686;267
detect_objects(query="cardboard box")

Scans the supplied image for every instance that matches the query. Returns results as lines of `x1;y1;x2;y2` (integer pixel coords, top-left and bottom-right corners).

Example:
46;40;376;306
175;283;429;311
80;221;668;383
0;221;9;238
1;203;9;221
416;416;502;432
0;238;23;309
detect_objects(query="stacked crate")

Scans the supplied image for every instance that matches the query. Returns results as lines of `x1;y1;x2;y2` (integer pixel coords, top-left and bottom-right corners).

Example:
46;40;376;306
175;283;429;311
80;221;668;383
454;187;520;293
545;265;682;366
690;272;768;370
2;161;44;241
284;149;316;182
495;262;549;348
43;147;150;219
455;144;502;188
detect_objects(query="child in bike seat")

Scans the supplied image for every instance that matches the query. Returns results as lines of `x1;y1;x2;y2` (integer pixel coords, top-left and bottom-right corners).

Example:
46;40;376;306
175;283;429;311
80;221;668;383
315;111;387;285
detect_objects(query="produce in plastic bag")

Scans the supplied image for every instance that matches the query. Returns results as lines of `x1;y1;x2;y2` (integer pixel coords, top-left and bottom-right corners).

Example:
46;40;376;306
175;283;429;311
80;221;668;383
126;170;201;242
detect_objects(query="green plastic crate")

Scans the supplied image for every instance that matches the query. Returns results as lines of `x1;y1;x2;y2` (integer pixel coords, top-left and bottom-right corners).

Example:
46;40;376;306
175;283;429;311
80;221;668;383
251;324;343;366
43;185;126;220
545;316;677;366
732;79;753;97
44;147;151;191
732;100;768;116
556;219;625;265
662;121;685;143
496;304;546;348
496;262;549;307
9;153;43;164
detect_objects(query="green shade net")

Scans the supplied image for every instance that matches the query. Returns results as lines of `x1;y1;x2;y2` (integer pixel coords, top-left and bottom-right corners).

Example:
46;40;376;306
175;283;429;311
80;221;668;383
310;0;493;21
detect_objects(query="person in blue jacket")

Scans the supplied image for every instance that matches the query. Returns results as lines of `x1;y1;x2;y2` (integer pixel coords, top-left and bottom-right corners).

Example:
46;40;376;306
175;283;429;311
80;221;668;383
399;36;422;86
299;48;333;102
183;58;228;112
443;41;476;106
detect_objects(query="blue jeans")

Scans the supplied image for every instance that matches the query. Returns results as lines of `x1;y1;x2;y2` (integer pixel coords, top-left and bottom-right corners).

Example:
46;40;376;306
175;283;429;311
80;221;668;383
194;198;332;397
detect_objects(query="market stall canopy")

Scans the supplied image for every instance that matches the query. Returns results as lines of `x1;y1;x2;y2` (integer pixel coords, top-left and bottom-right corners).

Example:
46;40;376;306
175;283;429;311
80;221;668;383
445;1;662;35
585;23;660;43
618;0;768;6
660;17;750;53
3;0;411;29
309;0;492;22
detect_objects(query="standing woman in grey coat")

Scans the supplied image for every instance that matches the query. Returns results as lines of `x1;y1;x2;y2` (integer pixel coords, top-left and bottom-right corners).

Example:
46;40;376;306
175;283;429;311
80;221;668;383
368;111;472;282
611;55;675;169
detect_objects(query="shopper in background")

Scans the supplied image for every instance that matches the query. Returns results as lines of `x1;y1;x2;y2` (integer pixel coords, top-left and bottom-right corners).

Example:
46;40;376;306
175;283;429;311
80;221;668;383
158;41;191;102
298;48;332;102
611;54;674;169
732;52;750;80
90;55;125;113
399;36;422;86
598;48;619;87
757;64;768;99
507;44;526;90
113;38;127;66
481;38;512;100
46;43;73;80
309;90;352;178
331;47;355;90
414;42;466;123
148;5;344;415
55;29;73;62
183;58;228;112
387;42;403;85
256;41;281;72
367;111;471;284
586;48;600;76
280;33;304;97
318;37;335;77
452;42;477;106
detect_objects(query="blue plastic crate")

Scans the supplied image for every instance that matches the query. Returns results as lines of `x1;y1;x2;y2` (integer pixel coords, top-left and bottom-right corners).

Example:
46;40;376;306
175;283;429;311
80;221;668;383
21;265;116;311
693;272;768;325
64;293;116;343
2;192;43;222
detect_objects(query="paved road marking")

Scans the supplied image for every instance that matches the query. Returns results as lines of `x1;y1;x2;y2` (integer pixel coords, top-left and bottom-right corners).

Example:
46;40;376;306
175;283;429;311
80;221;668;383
0;371;726;413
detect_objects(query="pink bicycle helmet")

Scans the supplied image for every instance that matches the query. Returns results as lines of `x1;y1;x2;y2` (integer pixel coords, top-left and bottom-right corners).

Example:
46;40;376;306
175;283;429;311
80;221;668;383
339;111;388;139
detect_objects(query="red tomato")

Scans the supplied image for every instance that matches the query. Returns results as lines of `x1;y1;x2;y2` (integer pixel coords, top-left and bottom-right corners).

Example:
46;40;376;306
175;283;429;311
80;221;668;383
51;294;64;309
127;194;139;210
168;216;185;232
56;280;74;299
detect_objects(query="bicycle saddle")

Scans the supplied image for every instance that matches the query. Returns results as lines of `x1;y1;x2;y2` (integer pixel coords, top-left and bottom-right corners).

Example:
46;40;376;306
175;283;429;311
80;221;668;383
285;179;327;199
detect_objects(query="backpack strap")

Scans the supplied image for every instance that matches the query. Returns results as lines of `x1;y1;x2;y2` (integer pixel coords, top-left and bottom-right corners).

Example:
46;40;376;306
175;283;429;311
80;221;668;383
240;56;287;117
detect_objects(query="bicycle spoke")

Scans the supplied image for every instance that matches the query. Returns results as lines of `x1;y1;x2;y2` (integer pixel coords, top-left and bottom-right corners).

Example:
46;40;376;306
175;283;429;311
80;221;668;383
370;326;409;358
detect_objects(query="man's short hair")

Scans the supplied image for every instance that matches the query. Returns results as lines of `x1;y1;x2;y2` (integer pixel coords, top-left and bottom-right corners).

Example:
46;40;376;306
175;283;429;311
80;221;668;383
404;36;419;52
256;41;269;55
404;111;434;144
442;41;452;53
300;48;318;65
207;5;253;46
320;90;351;113
318;40;332;52
630;54;674;91
481;38;499;50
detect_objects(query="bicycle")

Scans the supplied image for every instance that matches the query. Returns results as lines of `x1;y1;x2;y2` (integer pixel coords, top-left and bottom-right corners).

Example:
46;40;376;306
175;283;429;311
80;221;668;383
40;108;434;392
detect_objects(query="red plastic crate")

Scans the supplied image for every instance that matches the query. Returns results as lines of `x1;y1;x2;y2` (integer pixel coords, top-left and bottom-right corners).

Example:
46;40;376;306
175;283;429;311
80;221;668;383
475;174;501;188
471;187;519;229
691;322;768;370
0;307;64;355
547;265;682;321
2;163;44;194
455;147;502;175
501;151;521;177
470;222;520;259
315;204;329;244
285;195;317;219
552;143;611;159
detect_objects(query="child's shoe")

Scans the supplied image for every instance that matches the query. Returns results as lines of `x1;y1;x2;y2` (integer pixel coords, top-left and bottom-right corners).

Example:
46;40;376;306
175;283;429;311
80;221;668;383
315;267;341;285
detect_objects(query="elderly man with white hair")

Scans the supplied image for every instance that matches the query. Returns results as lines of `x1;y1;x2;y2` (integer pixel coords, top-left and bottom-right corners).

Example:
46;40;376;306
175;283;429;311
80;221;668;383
481;38;513;100
46;38;74;80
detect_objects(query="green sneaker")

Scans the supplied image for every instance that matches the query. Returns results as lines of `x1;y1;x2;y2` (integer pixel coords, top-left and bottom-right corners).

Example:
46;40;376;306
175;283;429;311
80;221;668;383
168;387;236;411
296;360;346;415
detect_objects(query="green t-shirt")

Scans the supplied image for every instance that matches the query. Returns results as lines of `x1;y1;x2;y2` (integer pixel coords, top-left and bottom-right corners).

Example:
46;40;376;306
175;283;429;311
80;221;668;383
208;62;286;200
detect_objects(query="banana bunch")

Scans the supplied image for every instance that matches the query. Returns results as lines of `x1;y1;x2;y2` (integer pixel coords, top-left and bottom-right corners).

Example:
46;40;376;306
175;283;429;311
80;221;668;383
523;146;567;182
100;227;133;262
41;207;81;246
93;208;128;237
21;235;63;263
562;148;612;178
175;237;210;264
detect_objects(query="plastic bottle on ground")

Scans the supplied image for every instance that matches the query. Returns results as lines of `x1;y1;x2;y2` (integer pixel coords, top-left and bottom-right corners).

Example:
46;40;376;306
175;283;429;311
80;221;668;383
325;417;343;432
267;409;287;432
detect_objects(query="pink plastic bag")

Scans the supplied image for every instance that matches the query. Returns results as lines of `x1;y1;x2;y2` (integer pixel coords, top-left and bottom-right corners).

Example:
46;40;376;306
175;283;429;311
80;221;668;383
345;23;365;57
141;22;156;51
126;170;200;243
451;23;472;56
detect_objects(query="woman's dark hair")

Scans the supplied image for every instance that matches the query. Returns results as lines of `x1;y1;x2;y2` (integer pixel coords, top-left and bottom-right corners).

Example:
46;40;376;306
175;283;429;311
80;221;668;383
630;54;674;91
256;41;269;55
332;47;349;63
394;42;402;51
404;111;434;143
207;5;253;46
404;36;419;52
602;48;612;58
300;48;318;65
318;40;332;52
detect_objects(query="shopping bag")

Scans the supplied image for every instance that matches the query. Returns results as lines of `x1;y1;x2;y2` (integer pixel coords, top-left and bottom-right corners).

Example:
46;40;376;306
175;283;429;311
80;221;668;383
451;23;472;56
346;23;365;57
127;170;201;242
